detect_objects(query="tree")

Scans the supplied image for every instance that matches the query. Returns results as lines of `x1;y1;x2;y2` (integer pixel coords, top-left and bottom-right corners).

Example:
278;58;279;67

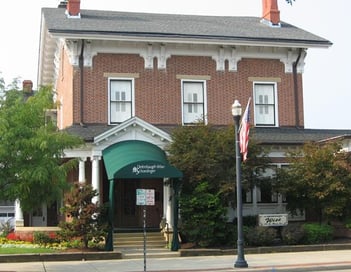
59;182;108;249
276;141;351;223
167;124;270;201
0;85;83;212
167;124;270;245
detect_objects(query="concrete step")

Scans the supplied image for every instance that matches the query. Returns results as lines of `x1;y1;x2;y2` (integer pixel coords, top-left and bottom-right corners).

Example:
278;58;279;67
113;231;168;249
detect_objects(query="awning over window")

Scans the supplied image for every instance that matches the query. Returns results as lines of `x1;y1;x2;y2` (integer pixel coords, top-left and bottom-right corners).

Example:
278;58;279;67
102;140;183;180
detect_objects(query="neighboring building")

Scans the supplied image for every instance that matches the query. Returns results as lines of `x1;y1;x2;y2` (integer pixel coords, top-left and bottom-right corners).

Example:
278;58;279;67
13;0;350;232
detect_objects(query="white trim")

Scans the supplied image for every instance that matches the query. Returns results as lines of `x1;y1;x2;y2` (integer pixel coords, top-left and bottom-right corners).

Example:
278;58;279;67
181;79;208;125
108;77;135;125
39;35;308;86
94;116;172;148
253;81;279;127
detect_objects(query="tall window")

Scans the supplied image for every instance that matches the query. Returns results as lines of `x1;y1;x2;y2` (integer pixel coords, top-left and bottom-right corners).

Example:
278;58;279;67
109;79;134;124
257;167;278;203
254;83;277;126
182;81;206;124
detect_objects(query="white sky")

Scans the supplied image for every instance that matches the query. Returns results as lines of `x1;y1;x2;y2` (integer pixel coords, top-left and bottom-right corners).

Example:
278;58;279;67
0;0;350;129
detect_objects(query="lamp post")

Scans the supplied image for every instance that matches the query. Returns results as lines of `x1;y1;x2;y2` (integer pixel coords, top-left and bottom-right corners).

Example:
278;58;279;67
232;100;248;268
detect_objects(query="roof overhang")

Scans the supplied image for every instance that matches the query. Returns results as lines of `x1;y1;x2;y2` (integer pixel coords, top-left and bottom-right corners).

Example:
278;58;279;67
48;30;332;49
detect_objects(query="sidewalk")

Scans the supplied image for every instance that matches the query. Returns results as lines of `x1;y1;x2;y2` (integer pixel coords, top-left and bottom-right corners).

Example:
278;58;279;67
0;250;351;271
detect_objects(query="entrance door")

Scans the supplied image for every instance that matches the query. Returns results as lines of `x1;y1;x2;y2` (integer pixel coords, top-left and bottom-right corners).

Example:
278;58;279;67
31;203;47;226
115;179;163;229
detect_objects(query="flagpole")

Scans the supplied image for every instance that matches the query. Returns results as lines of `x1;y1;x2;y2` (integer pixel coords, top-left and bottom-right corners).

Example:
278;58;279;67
232;100;248;268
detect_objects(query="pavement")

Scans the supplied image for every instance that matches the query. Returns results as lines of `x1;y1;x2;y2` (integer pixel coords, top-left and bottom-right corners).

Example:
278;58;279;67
0;249;351;271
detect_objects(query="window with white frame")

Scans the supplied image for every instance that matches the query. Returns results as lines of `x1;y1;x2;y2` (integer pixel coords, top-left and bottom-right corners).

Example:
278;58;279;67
182;81;206;124
257;167;278;203
254;83;277;126
109;79;134;124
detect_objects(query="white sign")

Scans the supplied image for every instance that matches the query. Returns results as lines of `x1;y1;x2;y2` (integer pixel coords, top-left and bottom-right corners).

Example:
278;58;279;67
136;189;155;206
132;164;165;176
258;214;288;227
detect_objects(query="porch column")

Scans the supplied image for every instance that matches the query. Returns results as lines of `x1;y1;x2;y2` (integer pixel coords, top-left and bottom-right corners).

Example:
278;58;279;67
91;156;101;204
171;178;181;251
105;179;115;251
15;199;24;228
78;157;86;184
277;193;284;213
163;179;173;228
252;185;258;214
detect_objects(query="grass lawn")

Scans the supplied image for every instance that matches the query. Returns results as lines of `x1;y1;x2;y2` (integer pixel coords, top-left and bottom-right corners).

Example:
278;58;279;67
0;247;59;254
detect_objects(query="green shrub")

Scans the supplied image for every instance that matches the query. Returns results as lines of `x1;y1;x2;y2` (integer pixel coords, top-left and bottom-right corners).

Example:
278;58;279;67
344;218;351;229
245;226;277;246
180;181;228;247
33;232;57;245
281;223;306;245
233;215;257;227
302;223;333;244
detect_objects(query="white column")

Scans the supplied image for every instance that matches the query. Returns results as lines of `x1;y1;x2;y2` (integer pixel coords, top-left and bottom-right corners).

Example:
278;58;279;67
166;183;173;228
252;186;258;214
15;199;24;228
277;193;284;213
91;156;101;204
163;179;172;227
78;158;86;184
163;179;168;219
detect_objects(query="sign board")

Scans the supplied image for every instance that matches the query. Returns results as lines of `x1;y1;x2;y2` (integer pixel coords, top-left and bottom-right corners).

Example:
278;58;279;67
258;214;288;227
132;164;166;176
136;189;155;206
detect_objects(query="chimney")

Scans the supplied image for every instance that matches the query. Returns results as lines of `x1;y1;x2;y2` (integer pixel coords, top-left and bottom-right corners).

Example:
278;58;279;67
262;0;280;26
66;0;81;18
22;80;33;94
58;1;68;8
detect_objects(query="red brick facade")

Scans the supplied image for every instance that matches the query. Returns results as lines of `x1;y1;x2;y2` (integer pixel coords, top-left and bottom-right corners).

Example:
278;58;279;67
57;49;304;128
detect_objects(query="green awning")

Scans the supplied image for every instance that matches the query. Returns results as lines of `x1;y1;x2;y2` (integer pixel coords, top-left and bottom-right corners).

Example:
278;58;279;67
102;140;183;180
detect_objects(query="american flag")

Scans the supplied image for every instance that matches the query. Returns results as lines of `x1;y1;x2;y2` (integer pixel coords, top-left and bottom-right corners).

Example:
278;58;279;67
239;97;251;162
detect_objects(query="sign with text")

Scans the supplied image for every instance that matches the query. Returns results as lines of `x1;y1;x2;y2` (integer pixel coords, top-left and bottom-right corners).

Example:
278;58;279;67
136;189;155;206
258;214;288;227
132;164;165;176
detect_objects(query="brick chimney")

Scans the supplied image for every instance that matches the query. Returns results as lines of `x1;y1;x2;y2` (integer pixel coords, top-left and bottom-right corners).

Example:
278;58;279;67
22;80;33;94
262;0;280;26
66;0;81;18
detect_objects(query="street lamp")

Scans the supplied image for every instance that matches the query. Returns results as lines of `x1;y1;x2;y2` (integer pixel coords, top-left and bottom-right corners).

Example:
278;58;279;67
231;100;248;268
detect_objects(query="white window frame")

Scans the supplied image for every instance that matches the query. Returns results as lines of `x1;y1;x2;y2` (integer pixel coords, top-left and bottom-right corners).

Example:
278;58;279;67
108;78;135;124
253;82;279;127
181;80;207;125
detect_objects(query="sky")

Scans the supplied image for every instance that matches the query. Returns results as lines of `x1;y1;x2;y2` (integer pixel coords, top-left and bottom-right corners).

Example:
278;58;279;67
0;0;350;129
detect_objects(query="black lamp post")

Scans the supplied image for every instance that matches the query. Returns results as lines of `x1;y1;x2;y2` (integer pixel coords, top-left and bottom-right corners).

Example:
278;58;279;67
232;100;248;268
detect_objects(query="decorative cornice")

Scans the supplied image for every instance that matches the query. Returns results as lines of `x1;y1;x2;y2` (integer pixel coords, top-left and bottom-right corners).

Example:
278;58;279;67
211;47;242;71
139;44;171;69
280;49;306;73
64;39;95;67
61;40;306;73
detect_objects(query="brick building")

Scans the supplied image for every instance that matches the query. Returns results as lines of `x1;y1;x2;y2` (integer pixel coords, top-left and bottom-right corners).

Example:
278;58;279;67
12;0;351;244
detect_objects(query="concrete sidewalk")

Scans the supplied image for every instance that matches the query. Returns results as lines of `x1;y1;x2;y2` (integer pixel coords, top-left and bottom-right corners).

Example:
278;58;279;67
0;250;350;271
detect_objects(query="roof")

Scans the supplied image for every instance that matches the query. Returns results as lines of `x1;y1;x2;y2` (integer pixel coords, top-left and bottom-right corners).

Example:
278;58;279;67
41;8;331;48
65;124;351;145
252;127;351;144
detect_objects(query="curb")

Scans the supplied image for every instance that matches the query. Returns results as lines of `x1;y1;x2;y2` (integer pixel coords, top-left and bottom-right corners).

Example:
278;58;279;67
180;243;351;257
0;251;122;263
1;243;351;263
